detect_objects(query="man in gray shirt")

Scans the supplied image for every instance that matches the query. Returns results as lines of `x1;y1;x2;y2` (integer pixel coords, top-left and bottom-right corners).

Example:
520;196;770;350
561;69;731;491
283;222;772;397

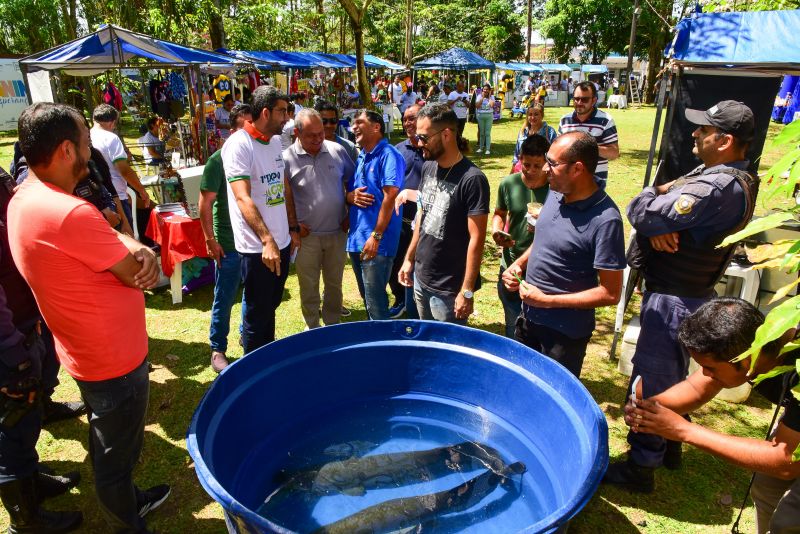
284;109;355;328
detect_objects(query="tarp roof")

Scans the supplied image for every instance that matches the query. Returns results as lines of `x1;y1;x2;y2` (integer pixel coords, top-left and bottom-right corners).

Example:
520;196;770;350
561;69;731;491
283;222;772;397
581;64;608;73
217;49;282;70
20;24;242;74
539;63;572;72
413;47;494;71
236;51;403;70
364;54;405;71
496;62;544;72
668;10;800;73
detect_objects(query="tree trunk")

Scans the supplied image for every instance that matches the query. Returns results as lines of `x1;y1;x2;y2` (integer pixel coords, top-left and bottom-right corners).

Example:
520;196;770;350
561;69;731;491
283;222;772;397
209;0;226;49
351;19;373;110
315;0;327;53
404;0;413;67
526;0;532;63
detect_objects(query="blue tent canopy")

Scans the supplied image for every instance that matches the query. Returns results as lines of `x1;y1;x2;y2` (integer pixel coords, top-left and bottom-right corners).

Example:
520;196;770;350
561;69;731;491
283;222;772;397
20;24;242;74
581;64;608;73
217;49;281;70
364;54;405;71
496;62;544;72
538;63;572;72
668;10;800;72
413;47;494;71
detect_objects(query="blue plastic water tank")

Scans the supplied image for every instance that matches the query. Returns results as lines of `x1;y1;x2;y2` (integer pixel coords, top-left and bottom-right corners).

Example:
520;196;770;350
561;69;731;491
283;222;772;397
187;321;608;533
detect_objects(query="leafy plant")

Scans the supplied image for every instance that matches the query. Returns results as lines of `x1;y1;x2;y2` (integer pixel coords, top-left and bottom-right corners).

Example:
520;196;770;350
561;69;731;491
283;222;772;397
718;119;800;459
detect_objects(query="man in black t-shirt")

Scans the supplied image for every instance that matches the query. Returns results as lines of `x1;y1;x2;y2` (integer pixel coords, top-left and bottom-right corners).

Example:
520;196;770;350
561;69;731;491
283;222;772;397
398;103;489;324
613;297;799;531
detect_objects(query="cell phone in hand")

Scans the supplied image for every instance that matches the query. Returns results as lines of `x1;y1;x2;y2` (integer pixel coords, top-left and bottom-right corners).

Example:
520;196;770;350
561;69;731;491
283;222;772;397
630;375;642;407
495;230;512;240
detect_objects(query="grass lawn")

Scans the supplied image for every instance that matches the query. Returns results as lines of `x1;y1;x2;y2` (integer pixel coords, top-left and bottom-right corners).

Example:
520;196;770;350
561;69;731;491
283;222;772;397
0;105;793;533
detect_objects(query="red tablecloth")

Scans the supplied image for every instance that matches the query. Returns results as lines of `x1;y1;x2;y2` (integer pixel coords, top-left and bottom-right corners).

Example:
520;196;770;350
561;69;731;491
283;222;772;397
145;210;208;277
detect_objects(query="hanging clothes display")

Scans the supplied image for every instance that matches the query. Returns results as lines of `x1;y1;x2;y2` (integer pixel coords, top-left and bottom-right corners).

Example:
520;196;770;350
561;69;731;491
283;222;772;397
103;82;123;110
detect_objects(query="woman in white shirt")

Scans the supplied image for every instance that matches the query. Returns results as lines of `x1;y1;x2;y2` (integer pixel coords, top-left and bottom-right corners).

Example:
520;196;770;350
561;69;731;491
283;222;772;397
474;84;496;155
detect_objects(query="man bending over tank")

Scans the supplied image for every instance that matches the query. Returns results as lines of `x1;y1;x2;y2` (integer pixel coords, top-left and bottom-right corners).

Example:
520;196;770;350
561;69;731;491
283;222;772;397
614;297;799;532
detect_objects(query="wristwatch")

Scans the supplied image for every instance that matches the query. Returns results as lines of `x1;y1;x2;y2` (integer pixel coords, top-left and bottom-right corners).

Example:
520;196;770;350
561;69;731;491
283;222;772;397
462;289;474;299
371;231;383;241
290;225;301;233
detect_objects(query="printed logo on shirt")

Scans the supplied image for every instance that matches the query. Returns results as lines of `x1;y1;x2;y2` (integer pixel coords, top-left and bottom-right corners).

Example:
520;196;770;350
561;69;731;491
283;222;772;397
419;173;457;240
260;172;286;206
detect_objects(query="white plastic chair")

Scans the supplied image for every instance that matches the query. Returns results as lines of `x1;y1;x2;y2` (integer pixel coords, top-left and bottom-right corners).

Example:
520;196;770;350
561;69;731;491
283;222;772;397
126;187;139;240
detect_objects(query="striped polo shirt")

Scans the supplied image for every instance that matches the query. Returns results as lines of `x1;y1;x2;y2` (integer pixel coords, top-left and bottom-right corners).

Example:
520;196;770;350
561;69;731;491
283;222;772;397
558;108;618;185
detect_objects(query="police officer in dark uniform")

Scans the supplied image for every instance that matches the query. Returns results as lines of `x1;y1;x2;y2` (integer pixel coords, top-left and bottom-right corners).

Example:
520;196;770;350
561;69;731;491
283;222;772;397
0;169;83;532
603;100;760;492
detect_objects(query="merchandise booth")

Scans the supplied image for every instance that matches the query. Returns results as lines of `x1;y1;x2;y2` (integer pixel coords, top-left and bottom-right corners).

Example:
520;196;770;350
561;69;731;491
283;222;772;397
19;24;254;303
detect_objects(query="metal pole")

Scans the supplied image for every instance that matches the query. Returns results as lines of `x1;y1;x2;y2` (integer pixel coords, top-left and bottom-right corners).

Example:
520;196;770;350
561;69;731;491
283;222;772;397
625;0;640;101
642;67;672;188
19;63;32;105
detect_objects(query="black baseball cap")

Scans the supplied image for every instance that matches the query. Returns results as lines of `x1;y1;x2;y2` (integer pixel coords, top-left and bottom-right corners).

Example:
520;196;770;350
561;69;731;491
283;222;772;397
685;100;755;140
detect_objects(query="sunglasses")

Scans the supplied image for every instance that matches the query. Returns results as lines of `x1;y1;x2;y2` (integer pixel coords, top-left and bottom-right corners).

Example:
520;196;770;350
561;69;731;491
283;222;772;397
414;128;449;144
321;118;338;125
573;96;593;103
544;154;574;168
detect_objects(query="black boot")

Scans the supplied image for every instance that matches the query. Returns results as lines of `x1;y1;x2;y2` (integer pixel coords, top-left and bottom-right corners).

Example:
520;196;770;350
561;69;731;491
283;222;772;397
0;477;82;533
41;398;86;426
602;457;655;494
663;440;682;470
36;470;81;502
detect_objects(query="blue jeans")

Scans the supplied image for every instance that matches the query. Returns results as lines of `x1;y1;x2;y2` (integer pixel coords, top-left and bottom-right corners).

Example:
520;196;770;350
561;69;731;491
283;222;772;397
240;246;291;353
497;267;521;338
349;253;394;320
76;359;150;534
413;278;467;325
209;252;245;353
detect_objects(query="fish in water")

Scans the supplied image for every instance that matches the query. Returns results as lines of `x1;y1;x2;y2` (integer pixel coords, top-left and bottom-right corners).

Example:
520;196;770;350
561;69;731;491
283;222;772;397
323;440;379;460
313;461;527;534
311;441;507;497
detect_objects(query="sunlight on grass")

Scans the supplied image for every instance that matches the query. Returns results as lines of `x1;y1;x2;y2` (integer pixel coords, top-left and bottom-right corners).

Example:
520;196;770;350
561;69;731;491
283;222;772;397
0;105;790;532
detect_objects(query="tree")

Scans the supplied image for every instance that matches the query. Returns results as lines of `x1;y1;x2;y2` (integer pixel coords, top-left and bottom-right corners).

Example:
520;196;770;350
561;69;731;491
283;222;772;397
540;0;631;63
337;0;375;109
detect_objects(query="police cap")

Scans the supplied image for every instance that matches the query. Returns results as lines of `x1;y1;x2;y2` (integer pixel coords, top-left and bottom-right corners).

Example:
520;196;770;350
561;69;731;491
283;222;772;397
685;100;755;141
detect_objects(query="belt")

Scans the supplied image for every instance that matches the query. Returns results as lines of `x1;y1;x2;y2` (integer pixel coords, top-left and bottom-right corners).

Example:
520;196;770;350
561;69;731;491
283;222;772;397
644;283;715;300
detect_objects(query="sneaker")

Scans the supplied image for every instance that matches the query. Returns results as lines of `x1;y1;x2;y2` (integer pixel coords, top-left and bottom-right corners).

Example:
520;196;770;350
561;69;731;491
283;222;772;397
210;351;229;373
341;307;351;318
137;484;171;518
37;469;81;502
663;440;682;470
42;399;87;425
389;302;406;319
485;150;491;155
602;457;655;494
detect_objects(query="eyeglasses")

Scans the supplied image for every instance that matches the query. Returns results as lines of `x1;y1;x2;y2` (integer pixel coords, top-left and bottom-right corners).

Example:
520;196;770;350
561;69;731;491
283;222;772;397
544;154;574;168
321;118;338;125
414;128;449;144
573;96;593;103
403;115;417;123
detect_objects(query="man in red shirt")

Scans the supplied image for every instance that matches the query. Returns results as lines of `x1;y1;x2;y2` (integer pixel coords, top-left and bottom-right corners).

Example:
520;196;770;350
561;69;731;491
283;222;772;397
8;103;169;533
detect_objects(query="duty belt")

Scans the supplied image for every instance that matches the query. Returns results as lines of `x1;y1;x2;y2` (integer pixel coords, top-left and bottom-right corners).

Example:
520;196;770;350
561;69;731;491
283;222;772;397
643;282;715;300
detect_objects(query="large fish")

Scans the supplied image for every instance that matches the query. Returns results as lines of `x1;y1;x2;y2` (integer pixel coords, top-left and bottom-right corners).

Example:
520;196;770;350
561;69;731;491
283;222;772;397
311;441;507;497
312;461;527;534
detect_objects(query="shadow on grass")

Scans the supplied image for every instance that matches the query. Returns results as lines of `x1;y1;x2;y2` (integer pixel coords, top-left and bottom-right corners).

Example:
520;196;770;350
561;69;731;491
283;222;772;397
41;396;226;533
569;494;642;533
600;447;750;527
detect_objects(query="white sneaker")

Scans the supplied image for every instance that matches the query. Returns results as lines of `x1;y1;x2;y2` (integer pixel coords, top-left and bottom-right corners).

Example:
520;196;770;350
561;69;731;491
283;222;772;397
485;150;491;155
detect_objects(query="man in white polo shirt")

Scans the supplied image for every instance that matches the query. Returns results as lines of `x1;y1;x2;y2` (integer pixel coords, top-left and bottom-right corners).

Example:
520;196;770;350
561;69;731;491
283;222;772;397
223;86;300;353
90;104;151;234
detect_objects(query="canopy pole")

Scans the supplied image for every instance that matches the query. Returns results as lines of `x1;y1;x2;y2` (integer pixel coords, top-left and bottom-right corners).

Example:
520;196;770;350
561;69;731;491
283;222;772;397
19;63;32;105
642;66;671;188
652;66;680;187
52;70;63;104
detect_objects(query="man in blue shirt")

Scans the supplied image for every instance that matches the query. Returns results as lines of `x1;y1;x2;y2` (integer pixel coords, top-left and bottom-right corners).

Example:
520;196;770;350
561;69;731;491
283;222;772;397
389;104;424;319
502;132;626;377
346;110;405;320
